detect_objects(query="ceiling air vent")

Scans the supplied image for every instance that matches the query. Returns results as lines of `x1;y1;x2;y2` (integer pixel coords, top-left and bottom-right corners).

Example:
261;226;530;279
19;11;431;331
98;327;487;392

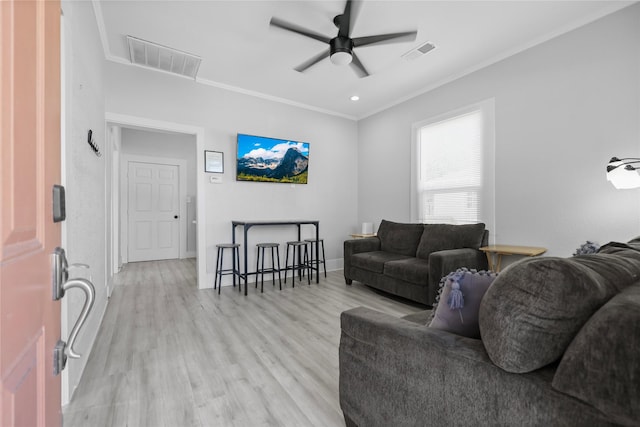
402;41;436;62
126;36;202;79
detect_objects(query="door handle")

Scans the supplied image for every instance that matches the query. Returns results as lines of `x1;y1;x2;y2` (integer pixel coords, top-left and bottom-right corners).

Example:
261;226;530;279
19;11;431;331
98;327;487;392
60;278;95;358
51;247;96;375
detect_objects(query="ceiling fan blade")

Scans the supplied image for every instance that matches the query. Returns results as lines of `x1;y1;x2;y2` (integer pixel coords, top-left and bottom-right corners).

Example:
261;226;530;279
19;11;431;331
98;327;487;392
337;0;362;38
352;31;417;48
270;17;331;44
350;51;369;78
295;49;330;73
338;0;353;38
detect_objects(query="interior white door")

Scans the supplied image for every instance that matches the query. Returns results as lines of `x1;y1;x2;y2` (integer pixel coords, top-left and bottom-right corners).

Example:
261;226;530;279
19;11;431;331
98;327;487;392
128;161;180;262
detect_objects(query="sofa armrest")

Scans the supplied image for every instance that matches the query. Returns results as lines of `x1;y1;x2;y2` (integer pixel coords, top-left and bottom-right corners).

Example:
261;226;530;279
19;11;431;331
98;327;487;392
339;307;497;427
427;248;489;305
344;237;381;281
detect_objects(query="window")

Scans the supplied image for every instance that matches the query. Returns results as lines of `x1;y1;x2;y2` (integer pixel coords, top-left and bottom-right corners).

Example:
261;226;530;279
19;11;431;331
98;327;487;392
412;100;494;228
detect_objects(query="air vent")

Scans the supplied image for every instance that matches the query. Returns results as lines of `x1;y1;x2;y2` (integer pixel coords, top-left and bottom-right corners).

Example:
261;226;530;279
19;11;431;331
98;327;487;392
402;41;436;61
126;36;202;79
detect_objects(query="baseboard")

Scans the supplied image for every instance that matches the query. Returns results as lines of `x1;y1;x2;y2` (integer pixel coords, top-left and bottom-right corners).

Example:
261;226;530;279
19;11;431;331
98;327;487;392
326;258;343;272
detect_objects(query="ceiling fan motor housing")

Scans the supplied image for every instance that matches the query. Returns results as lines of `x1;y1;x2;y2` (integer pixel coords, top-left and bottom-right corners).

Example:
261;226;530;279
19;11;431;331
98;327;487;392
330;37;354;65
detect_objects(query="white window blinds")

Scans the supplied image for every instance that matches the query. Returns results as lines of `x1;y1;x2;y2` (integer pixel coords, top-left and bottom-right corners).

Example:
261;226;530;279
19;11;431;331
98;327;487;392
417;109;483;224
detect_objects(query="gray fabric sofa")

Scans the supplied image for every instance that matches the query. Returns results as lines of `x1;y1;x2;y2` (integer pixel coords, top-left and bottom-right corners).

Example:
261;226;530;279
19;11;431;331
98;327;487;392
343;220;489;305
339;239;640;426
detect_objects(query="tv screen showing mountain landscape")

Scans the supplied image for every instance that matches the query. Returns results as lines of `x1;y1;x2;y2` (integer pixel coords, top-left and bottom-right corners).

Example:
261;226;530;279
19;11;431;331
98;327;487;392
236;134;309;184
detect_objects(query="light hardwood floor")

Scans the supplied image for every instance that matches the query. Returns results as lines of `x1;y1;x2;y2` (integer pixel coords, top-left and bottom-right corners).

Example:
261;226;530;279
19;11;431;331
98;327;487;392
63;259;424;427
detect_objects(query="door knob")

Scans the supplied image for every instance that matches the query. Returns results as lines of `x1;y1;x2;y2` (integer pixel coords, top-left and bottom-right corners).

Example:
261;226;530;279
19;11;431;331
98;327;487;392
174;215;179;219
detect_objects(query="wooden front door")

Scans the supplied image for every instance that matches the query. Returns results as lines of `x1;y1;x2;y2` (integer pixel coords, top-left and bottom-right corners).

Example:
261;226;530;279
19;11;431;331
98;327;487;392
1;0;62;426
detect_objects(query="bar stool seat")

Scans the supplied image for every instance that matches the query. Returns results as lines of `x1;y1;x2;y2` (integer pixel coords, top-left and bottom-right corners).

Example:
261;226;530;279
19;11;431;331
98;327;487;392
284;241;310;286
304;238;327;280
255;243;282;292
214;243;243;294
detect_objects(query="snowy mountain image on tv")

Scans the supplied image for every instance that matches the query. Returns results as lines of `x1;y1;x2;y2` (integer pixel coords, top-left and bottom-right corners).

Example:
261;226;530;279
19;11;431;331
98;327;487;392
236;134;309;184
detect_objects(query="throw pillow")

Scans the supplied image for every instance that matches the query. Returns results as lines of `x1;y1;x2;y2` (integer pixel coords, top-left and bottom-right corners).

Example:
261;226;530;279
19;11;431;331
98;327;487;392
416;223;486;260
479;254;640;373
573;241;600;256
428;268;497;339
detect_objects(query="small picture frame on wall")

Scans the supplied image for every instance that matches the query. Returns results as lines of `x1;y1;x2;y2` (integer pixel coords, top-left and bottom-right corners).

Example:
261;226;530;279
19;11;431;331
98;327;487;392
205;150;224;173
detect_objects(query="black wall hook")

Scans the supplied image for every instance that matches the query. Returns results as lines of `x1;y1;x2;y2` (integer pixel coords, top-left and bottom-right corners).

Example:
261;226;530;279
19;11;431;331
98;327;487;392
87;129;101;157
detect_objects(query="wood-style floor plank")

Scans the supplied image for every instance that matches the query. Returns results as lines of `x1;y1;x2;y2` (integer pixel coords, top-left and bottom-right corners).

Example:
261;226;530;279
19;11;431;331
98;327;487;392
63;259;424;427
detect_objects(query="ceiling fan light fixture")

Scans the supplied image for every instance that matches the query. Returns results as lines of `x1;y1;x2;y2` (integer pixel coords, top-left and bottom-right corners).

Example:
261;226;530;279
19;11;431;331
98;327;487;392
331;51;352;66
270;0;416;78
330;36;354;66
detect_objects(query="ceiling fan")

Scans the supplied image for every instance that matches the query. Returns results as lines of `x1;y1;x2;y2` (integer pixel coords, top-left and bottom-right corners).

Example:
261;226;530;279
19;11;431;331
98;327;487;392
269;0;417;78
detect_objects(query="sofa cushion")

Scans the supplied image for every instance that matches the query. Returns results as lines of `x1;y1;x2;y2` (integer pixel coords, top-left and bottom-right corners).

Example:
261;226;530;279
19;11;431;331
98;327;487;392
479;254;640;373
598;240;640;259
429;268;497;339
551;282;640;424
351;251;411;274
416;223;486;260
401;310;433;324
384;258;430;285
377;220;425;256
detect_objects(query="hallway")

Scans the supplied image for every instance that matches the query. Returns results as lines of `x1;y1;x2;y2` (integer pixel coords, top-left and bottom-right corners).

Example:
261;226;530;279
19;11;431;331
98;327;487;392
63;259;419;426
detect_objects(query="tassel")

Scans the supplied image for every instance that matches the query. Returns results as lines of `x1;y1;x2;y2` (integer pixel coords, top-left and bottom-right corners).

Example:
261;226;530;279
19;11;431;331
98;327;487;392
447;280;464;309
448;280;465;324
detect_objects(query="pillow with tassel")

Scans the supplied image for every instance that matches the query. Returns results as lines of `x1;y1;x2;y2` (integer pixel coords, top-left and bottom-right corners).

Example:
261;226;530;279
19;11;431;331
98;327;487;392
428;268;498;339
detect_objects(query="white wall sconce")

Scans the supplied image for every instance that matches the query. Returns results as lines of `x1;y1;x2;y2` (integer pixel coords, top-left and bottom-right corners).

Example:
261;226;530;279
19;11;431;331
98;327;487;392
607;157;640;189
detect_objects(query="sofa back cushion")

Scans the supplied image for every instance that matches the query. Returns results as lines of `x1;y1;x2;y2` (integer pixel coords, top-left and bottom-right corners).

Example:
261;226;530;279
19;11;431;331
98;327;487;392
377;220;424;256
416;223;486;260
551;282;640;424
479;251;640;373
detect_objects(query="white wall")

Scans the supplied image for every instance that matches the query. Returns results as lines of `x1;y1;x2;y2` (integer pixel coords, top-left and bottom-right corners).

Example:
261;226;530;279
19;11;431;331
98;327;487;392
358;4;640;260
105;63;358;285
61;0;108;405
121;128;198;255
121;128;197;202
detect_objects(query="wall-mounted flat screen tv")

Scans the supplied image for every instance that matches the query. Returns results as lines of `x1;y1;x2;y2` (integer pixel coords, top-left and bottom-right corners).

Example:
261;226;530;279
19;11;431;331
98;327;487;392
236;133;309;184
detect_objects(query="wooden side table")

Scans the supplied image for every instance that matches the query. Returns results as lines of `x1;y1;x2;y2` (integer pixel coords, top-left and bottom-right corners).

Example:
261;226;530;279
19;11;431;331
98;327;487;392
350;233;376;239
479;245;547;272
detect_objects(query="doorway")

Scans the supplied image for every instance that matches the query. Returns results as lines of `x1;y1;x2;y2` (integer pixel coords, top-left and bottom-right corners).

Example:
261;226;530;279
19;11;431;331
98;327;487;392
105;113;206;289
119;128;194;263
123;155;186;262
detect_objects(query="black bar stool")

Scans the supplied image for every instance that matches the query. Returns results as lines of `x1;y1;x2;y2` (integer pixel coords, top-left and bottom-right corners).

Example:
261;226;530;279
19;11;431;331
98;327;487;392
284;241;310;286
304;238;327;280
255;243;282;292
214;243;243;294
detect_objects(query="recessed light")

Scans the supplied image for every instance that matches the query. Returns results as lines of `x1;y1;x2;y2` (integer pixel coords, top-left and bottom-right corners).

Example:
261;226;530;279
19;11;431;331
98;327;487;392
350;95;360;101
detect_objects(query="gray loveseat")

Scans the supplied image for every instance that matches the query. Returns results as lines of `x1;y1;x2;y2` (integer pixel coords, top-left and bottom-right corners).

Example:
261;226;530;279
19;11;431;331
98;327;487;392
339;239;640;426
344;220;488;305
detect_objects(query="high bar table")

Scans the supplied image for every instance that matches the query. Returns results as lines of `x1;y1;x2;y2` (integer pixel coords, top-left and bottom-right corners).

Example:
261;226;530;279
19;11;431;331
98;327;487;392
232;220;320;295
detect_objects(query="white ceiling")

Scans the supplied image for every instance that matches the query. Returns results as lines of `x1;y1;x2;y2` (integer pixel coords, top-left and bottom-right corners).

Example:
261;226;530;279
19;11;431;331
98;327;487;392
96;0;634;120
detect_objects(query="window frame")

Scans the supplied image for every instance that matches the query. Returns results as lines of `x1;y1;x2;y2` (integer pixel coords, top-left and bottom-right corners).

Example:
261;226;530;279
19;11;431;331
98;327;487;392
411;98;495;234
